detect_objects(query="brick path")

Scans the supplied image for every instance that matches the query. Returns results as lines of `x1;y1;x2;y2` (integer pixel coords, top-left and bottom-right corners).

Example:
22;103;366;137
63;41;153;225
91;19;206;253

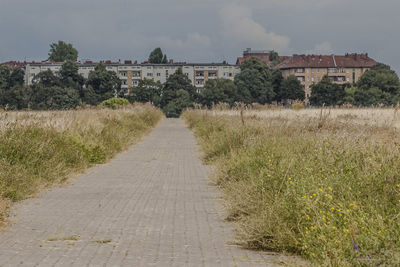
0;119;299;266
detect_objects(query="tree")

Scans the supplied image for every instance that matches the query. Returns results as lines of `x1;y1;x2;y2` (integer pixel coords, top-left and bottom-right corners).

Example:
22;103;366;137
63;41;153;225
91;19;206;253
269;50;282;66
129;78;162;106
32;70;60;87
0;65;11;89
162;54;168;64
0;85;30;110
86;64;122;105
59;61;85;94
234;57;275;104
48;41;78;62
277;75;305;102
200;78;238;107
163;89;193;118
353;64;400;106
309;76;345;106
30;85;80;110
149;48;165;64
161;68;197;107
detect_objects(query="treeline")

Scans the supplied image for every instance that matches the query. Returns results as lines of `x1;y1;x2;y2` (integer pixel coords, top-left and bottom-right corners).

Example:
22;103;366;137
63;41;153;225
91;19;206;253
0;62;122;110
129;56;305;117
1;41;400;115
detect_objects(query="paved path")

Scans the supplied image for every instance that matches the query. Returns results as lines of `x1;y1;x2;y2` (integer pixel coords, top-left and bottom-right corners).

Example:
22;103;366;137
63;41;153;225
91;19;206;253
0;119;296;266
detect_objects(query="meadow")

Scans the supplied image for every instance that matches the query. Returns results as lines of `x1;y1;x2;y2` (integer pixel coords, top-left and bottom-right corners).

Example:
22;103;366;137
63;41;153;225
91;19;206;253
183;106;400;266
0;104;163;224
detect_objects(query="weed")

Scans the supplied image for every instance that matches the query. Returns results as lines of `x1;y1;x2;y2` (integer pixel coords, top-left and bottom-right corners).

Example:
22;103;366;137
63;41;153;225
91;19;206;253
183;108;400;265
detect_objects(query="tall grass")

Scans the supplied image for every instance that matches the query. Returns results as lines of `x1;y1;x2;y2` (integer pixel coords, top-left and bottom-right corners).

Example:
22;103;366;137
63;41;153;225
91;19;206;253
183;108;400;266
0;104;163;223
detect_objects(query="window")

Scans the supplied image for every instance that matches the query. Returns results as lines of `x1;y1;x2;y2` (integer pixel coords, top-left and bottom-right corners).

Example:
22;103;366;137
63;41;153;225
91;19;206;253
297;68;304;73
147;73;153;77
228;73;232;77
307;77;310;82
122;80;127;85
318;77;321;82
346;78;350;82
157;73;161;77
346;69;350;73
317;69;320;73
297;77;304;82
329;68;336;73
120;72;126;76
185;73;189;76
196;80;204;85
311;69;314;74
306;69;309;73
132;80;138;86
311;77;314;82
359;68;362;73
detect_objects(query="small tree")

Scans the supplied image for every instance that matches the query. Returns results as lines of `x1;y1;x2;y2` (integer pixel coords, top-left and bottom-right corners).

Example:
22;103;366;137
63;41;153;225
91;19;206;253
200;78;238;107
149;48;165;64
161;68;196;117
60;60;85;90
86;64;122;105
278;75;305;102
48;41;78;62
309;76;345;106
129;78;162;106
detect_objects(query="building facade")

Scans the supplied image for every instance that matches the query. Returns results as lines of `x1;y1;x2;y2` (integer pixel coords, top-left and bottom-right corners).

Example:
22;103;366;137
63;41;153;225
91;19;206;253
276;54;377;97
22;61;240;93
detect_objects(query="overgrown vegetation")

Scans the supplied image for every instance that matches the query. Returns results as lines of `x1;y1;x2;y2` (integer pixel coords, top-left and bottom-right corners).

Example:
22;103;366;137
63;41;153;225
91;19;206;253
0;104;163;223
183;107;400;266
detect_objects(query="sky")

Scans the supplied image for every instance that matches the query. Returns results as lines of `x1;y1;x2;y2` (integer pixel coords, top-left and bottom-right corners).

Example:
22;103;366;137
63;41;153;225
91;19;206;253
0;0;399;73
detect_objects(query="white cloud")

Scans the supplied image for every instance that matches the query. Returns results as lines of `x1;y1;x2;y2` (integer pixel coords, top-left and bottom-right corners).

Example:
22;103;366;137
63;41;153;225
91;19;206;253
307;42;334;55
156;33;211;49
219;4;290;52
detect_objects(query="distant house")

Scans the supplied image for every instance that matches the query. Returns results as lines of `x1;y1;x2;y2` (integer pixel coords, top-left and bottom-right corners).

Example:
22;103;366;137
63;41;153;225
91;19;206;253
276;54;377;98
236;48;288;67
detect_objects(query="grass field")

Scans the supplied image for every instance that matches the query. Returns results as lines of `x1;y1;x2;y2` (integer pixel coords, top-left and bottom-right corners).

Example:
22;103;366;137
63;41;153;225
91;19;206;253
0;104;163;224
183;107;400;266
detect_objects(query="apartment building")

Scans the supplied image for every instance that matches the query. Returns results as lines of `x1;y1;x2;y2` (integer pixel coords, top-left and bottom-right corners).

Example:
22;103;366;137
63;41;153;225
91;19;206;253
21;61;240;93
276;54;377;97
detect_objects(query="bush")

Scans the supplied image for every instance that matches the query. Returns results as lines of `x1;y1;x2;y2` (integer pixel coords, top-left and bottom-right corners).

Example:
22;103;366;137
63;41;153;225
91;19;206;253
100;97;130;109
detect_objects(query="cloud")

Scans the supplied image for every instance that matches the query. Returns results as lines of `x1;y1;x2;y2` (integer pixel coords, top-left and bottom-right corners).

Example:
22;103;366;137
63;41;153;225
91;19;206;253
307;42;334;55
219;4;290;52
156;33;211;49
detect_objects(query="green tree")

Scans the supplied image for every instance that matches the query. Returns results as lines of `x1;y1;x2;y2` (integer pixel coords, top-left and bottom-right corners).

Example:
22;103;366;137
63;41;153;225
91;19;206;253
278;75;305;102
32;70;60;87
343;85;357;104
353;64;400;106
60;61;85;88
0;85;30;110
309;76;345;106
149;48;165;64
129;78;162;106
48;41;78;62
200;78;238;107
30;85;80;110
0;65;11;89
234;57;275;104
163;89;193;118
162;54;168;64
269;50;282;66
271;69;283;101
161;68;197;110
85;64;122;105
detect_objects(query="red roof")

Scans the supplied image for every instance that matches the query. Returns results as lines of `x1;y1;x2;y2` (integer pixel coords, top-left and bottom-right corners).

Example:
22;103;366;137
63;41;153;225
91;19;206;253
277;54;377;69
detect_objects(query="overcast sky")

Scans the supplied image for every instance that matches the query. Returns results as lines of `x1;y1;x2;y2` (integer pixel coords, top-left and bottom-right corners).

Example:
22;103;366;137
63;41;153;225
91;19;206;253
0;0;399;73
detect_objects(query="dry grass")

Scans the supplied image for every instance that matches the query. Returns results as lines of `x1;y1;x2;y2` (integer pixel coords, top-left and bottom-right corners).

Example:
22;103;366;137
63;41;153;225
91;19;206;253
0;104;163;224
183;107;400;266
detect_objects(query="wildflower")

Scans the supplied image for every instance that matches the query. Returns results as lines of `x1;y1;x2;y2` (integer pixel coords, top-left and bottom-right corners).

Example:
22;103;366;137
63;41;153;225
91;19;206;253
288;177;292;181
328;187;333;191
346;209;350;213
313;193;317;197
332;226;336;230
303;195;307;199
319;188;324;193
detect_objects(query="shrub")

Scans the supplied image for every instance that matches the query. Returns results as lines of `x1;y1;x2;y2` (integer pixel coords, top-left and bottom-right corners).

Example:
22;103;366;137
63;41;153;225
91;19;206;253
100;97;130;109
